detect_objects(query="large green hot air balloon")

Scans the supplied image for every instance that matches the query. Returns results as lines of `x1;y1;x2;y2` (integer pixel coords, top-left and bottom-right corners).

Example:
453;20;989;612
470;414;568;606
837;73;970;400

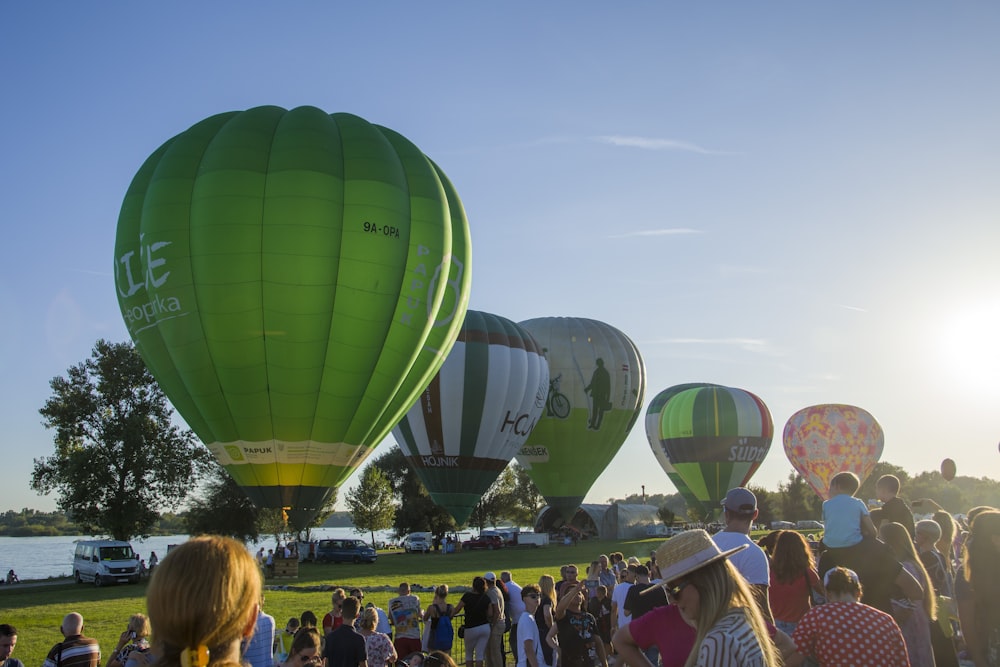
659;385;773;518
645;383;717;519
114;106;472;525
515;317;646;520
391;310;549;525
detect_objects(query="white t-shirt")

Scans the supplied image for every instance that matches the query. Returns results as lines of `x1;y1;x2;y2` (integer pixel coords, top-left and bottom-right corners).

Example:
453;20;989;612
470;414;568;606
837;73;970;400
712;531;769;585
611;581;632;628
516;610;547;667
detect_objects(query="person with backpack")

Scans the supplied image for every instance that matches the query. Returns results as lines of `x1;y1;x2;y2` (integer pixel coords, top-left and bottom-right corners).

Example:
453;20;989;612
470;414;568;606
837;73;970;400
424;585;455;654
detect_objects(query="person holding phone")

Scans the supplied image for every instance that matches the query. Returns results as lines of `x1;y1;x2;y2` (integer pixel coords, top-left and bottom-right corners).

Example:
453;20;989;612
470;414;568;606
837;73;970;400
106;614;151;667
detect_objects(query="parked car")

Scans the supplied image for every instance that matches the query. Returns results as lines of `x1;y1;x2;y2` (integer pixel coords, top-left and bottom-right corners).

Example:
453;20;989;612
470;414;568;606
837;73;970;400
462;534;505;551
314;539;377;564
796;520;824;530
402;533;431;553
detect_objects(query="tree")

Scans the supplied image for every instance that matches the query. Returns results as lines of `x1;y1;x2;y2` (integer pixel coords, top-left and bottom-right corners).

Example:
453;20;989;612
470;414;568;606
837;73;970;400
31;339;210;541
346;464;395;547
776;473;823;521
508;464;545;527
747;484;779;526
657;505;676;526
186;464;262;542
369;446;455;538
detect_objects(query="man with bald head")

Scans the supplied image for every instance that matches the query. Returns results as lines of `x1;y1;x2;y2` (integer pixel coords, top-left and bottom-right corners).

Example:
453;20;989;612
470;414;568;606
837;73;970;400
42;613;100;667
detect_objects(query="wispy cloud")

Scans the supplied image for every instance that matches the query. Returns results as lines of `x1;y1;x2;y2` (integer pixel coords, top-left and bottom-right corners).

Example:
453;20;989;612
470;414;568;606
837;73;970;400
643;336;786;358
838;304;868;312
608;228;704;239
594;135;732;155
657;337;768;349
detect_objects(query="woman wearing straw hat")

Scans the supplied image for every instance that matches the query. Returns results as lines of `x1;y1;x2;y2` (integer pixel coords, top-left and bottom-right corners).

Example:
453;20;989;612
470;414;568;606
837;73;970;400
633;529;780;667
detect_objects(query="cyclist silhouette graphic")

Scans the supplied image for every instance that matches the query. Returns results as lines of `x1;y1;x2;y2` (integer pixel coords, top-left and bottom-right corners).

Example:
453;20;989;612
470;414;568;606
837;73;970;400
584;358;611;430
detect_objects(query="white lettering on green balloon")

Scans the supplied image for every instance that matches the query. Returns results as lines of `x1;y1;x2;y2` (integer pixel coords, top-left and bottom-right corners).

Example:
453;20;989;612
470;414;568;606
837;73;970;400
729;444;768;462
116;235;187;334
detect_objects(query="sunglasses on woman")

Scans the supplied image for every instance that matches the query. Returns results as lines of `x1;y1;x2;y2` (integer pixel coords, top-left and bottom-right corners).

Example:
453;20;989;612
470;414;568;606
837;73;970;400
666;580;691;601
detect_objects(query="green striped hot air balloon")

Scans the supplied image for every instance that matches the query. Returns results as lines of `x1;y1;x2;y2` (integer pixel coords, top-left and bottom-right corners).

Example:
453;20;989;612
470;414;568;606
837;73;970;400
391;310;549;525
645;383;717;519
658;385;773;518
515;317;646;521
114;106;471;527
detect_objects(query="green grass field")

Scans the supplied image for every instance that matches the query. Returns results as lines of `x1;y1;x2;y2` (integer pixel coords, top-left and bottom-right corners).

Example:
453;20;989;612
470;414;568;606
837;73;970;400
1;538;669;667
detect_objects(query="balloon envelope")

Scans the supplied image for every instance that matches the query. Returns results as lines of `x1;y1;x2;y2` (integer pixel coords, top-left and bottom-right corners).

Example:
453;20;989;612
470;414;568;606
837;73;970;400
940;458;957;482
658;385;773;518
391;310;548;525
645;383;718;519
515;317;646;520
115;106;472;523
782;404;884;501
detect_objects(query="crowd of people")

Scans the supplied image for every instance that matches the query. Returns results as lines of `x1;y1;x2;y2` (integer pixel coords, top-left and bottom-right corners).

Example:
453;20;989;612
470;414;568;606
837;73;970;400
2;475;999;667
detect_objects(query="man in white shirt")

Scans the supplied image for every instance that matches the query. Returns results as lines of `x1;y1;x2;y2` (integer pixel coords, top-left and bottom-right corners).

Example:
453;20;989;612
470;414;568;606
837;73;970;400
711;487;772;621
501;571;524;659
515;584;547;667
610;564;634;639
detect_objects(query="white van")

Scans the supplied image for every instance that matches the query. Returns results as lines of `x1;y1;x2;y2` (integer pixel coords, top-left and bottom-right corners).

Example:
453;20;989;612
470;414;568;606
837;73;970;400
73;540;140;586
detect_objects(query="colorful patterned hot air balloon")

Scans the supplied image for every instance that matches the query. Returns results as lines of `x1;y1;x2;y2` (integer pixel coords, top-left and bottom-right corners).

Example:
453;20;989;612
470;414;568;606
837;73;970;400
114;106;472;526
645;383;718;519
515;317;645;520
940;458;957;482
782;404;884;501
658;385;773;517
391;310;548;525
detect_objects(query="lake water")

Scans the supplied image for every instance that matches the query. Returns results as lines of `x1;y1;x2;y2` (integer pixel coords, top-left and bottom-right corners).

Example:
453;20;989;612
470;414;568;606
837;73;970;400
0;527;396;582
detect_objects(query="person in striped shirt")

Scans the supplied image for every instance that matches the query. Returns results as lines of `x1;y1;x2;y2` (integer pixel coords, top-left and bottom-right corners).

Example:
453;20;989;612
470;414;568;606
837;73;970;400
43;614;101;667
646;530;781;667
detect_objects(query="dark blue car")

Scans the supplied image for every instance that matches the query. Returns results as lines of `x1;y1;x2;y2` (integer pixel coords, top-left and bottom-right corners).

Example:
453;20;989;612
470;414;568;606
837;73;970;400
315;538;377;564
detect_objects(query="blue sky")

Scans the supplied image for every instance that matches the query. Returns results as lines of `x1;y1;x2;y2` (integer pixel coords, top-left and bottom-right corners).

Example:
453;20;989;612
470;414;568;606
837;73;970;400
2;3;999;513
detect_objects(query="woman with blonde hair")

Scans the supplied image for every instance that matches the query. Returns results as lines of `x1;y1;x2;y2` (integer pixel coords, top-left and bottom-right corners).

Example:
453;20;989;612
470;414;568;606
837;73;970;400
880;520;936;667
278;628;323;667
146;536;261;667
322;589;347;634
424;585;454;654
653;529;779;667
107;614;152;667
956;509;1000;667
535;575;557;667
358;608;396;667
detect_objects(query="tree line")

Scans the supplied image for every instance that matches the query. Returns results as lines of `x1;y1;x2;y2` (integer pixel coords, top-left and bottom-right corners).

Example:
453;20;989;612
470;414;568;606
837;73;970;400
27;339;1000;544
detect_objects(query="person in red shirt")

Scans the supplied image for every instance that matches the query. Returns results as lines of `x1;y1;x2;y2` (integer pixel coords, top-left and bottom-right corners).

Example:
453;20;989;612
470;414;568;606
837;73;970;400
768;531;825;635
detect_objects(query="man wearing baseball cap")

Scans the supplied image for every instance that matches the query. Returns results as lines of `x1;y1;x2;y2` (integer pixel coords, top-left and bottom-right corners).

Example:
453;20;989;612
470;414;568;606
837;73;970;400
712;487;773;621
483;573;506;667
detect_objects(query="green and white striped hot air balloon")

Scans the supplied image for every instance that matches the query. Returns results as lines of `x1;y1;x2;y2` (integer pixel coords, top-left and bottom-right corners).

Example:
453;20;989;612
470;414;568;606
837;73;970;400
391;310;549;525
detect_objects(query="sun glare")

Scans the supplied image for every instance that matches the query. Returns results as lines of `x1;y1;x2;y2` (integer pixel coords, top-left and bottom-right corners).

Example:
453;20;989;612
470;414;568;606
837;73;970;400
939;300;1000;393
